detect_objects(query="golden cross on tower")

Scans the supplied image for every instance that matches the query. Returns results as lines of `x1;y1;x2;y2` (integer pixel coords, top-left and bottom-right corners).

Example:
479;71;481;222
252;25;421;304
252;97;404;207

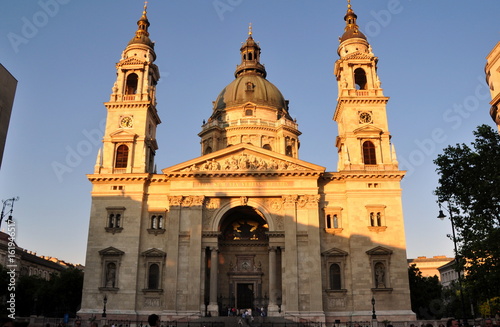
143;1;148;14
347;0;351;9
248;23;252;36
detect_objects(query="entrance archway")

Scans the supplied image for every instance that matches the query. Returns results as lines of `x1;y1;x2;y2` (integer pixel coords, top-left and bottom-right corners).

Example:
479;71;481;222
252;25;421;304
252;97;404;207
216;206;269;311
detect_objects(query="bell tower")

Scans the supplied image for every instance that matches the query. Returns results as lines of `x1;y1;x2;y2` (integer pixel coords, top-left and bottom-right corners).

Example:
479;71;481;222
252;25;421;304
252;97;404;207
333;1;398;172
95;2;161;174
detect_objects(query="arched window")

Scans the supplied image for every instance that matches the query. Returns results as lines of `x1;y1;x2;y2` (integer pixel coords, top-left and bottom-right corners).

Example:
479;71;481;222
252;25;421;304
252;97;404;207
286;145;293;157
115;144;129;168
329;263;341;290
262;144;272;151
115;214;121;228
248;52;253;60
333;214;339;228
204;146;212;155
125;73;138;95
362;141;376;165
108;214;115;228
245;109;253;116
354;68;367;90
148;264;160;289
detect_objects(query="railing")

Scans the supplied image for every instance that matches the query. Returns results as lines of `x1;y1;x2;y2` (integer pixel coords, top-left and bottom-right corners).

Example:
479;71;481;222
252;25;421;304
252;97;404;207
200;118;299;132
356;90;369;96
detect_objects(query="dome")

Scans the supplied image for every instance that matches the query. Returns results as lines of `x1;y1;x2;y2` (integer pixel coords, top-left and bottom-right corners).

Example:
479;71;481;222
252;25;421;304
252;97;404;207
339;28;367;43
214;74;288;111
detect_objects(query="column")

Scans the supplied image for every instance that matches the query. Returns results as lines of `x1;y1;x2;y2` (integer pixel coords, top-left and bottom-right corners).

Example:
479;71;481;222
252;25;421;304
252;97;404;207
267;246;279;315
283;195;299;313
199;247;207;315
207;246;219;316
164;196;182;314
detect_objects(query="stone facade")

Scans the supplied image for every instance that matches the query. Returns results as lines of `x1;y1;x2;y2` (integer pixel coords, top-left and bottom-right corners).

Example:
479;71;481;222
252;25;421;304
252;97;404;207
79;3;415;324
0;64;17;169
485;41;500;132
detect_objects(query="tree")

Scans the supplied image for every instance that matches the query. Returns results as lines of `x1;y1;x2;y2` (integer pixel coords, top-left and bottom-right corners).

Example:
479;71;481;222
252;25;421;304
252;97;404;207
434;124;500;306
408;264;444;319
15;267;84;317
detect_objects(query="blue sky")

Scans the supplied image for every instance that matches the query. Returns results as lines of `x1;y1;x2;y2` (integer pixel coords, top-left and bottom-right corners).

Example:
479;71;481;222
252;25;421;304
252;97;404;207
0;0;498;265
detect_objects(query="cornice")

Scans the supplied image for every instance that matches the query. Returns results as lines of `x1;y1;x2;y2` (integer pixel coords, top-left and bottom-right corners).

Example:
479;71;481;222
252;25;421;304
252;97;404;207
321;170;405;181
87;173;151;182
104;102;154;110
337;97;389;105
164;170;323;178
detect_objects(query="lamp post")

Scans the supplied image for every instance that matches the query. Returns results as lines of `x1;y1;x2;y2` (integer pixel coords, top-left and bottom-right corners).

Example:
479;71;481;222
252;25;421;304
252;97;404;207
437;201;467;325
0;197;19;228
371;296;377;319
102;295;107;318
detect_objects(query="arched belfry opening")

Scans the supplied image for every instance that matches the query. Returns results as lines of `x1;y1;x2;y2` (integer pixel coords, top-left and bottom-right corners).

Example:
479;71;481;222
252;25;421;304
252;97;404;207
354;68;367;90
215;205;271;311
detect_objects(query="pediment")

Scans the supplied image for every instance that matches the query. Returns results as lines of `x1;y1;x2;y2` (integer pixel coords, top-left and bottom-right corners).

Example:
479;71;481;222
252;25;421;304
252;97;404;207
353;124;383;135
116;57;146;67
141;248;166;258
99;246;125;256
109;129;138;142
162;143;325;176
344;51;375;61
366;246;393;256
322;248;348;257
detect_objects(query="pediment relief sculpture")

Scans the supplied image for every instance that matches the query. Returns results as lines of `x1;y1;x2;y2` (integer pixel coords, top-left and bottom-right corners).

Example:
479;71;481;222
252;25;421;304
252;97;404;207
180;153;307;172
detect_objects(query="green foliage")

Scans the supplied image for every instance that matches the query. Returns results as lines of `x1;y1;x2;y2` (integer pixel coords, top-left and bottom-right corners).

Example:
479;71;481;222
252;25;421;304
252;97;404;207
408;264;444;319
15;267;84;317
478;297;500;317
434;124;500;305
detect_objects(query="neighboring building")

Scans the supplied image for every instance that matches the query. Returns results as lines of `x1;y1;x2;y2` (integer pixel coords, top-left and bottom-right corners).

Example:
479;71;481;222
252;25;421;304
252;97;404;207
437;260;461;288
0;231;80;280
407;256;454;279
485;42;500;132
80;3;414;323
0;64;17;169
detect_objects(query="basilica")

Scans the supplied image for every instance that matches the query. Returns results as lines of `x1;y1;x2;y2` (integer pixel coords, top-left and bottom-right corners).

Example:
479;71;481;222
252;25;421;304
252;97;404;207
79;2;414;323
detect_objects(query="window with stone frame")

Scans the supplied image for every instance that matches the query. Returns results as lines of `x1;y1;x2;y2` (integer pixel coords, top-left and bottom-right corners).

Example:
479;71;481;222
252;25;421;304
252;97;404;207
366;205;387;232
115;144;129;168
98;247;124;291
148;212;167;235
362;140;376;165
366;246;393;291
142;248;166;292
329;263;342;290
105;207;125;233
324;207;343;235
322;248;348;293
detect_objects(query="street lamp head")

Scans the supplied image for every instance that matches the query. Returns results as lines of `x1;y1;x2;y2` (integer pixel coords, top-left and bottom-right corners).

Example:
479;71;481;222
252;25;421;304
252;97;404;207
437;209;446;220
103;295;107;304
371;297;375;305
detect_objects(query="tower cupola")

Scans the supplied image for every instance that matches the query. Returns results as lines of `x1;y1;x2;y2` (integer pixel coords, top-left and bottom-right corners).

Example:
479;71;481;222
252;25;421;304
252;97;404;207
235;24;267;78
339;0;367;43
127;2;154;50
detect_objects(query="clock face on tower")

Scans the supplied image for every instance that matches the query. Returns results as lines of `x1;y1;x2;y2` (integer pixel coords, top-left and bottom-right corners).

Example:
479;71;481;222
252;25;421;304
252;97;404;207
359;111;372;124
120;116;133;128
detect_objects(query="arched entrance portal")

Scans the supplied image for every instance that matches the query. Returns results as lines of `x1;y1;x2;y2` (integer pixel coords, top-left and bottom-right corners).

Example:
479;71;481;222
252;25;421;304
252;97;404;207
217;206;270;313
